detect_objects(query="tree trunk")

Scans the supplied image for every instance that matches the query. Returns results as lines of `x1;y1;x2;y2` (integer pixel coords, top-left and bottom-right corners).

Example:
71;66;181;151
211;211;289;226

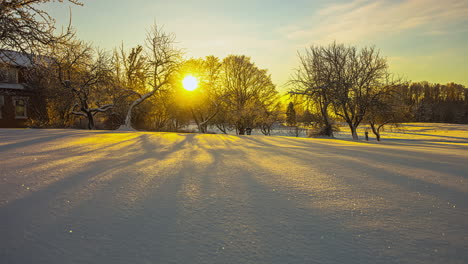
200;124;207;133
261;126;271;136
370;123;381;141
192;106;219;134
192;113;203;133
123;107;133;128
349;124;359;140
86;111;95;130
321;103;334;137
122;91;155;129
216;124;227;134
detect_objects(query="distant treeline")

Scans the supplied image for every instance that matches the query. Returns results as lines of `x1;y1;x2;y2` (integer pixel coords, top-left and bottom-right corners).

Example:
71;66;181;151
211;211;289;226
396;82;468;123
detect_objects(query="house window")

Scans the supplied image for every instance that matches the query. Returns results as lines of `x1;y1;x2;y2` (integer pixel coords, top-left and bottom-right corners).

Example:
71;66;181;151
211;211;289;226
0;68;18;83
0;95;3;119
13;97;27;119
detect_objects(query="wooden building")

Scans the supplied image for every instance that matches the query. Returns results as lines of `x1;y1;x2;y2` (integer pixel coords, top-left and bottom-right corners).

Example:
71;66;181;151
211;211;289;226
0;50;39;128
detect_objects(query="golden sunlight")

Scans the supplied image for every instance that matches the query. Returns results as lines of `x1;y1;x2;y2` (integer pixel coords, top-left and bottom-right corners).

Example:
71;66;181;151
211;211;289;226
182;75;198;91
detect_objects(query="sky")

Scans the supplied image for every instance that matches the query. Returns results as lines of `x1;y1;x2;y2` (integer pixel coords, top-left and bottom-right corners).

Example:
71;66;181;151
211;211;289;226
43;0;468;91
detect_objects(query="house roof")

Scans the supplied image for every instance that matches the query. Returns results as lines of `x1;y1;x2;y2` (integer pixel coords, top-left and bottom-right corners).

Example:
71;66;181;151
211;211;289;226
0;50;34;68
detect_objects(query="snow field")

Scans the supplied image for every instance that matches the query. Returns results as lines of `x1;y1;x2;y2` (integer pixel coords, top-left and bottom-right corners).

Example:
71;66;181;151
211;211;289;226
0;125;467;263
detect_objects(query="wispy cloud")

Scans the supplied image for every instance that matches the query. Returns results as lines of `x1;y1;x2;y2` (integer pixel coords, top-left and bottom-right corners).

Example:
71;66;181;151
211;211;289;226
285;0;468;43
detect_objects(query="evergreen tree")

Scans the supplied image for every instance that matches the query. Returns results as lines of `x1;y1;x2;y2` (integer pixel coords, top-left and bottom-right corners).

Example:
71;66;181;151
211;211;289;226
286;102;296;126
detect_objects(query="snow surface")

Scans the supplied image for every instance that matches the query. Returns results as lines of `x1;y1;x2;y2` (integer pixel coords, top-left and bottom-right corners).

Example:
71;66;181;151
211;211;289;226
0;124;467;264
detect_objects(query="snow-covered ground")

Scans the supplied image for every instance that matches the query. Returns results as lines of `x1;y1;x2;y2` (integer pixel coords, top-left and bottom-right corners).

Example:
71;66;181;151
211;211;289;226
0;123;467;264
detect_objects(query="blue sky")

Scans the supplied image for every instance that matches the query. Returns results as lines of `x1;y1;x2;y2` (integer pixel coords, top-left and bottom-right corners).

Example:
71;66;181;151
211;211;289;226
44;0;468;90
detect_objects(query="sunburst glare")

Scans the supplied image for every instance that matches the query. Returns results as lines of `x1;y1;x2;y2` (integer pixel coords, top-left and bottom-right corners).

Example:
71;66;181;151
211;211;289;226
182;75;198;91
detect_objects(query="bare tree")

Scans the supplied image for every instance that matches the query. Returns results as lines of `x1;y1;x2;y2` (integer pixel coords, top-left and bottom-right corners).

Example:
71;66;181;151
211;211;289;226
366;83;411;141
258;101;282;136
221;55;278;135
289;47;336;137
211;101;233;134
51;40;113;129
180;56;224;133
291;43;389;139
19;55;75;128
117;24;181;130
328;44;388;140
111;45;148;127
150;90;187;131
0;0;81;55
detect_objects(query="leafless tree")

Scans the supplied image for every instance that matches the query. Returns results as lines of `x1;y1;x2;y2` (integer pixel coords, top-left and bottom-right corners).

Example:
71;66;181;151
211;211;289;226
117;24;181;130
18;56;75;128
221;55;278;135
329;44;388;140
289;47;336;137
211;101;233;134
291;43;389;139
0;0;81;55
51;40;113;130
180;56;224;133
366;83;411;141
111;45;148;127
258;101;282;135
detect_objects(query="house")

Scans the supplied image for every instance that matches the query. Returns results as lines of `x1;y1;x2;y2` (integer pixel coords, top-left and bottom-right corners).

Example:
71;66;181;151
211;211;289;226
0;50;39;128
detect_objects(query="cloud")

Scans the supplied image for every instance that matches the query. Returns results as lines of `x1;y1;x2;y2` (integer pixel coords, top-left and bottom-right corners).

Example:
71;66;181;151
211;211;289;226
285;0;468;43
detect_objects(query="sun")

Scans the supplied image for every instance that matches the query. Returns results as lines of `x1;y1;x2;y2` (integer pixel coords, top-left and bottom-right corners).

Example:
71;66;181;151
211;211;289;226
182;75;198;91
